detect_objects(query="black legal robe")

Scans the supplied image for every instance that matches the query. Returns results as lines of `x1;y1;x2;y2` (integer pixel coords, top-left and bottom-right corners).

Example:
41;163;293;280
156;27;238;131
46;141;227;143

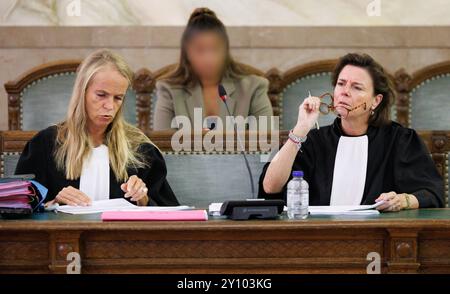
15;126;179;206
258;118;445;208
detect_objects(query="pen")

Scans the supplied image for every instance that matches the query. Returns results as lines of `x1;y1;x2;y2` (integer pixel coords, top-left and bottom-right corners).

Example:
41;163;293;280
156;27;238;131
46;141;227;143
309;91;320;130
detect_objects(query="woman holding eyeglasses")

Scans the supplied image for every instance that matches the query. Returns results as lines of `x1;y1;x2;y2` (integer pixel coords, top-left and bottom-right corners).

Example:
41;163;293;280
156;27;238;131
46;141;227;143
259;53;444;211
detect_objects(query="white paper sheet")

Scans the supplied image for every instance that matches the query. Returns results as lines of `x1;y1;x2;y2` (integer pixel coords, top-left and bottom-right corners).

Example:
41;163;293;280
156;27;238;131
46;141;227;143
208;202;223;216
56;198;194;215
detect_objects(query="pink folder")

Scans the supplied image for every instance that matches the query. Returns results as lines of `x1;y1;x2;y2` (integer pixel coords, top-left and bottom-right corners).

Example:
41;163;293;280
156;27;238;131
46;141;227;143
0;181;32;197
101;210;208;221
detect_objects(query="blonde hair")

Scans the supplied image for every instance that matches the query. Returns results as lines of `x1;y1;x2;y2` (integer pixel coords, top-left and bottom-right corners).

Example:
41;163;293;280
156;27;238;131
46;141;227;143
55;49;153;182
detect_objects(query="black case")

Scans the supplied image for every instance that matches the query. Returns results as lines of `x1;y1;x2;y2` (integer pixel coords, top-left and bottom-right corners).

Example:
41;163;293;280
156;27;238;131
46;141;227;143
220;200;285;220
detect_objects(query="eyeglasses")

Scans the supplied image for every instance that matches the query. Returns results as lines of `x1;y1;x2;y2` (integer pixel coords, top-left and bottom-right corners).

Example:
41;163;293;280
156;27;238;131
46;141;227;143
317;92;367;118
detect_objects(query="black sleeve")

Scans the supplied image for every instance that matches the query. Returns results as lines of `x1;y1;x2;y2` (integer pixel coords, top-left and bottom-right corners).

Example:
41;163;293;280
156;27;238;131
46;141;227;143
394;129;445;208
137;144;179;206
258;135;316;201
15;129;51;188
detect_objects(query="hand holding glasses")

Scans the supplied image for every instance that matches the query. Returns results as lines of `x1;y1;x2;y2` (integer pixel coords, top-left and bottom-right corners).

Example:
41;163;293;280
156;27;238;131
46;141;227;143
307;91;367;129
317;92;367;118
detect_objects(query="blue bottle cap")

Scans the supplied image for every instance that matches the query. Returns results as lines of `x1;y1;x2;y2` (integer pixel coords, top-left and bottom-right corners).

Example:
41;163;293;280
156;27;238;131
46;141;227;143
292;171;303;177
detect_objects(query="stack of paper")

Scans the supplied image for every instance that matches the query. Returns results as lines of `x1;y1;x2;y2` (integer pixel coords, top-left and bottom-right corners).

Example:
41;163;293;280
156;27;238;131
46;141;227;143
308;201;385;215
56;198;194;215
208;202;223;216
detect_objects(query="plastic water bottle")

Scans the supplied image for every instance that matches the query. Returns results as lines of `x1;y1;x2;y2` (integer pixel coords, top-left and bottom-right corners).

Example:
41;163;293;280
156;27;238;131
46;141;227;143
287;171;309;219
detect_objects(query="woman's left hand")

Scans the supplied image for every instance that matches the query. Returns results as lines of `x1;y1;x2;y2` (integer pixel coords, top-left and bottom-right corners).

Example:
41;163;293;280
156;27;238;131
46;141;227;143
375;192;403;212
121;175;149;205
375;191;418;212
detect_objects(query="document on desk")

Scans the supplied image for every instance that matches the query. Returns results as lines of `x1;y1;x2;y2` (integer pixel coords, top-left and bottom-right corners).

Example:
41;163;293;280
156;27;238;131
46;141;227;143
308;201;385;215
56;198;194;215
208;201;385;216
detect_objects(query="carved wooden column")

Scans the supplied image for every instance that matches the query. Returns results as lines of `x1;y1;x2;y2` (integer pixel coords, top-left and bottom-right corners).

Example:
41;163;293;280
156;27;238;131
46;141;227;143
265;68;283;118
429;132;449;207
429;132;449;178
387;229;420;273
394;69;412;127
48;231;82;274
7;93;20;130
133;68;155;132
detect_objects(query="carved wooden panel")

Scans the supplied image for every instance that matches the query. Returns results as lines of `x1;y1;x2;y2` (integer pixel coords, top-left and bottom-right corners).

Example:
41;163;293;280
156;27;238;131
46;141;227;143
0;221;449;273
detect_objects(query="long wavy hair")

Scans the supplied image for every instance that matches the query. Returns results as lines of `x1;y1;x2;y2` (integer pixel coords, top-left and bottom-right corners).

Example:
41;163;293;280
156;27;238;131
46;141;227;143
54;49;153;182
162;7;249;87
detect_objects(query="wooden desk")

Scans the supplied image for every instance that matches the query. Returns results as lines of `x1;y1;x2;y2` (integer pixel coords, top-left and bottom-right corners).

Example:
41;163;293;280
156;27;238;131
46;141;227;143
1;209;450;274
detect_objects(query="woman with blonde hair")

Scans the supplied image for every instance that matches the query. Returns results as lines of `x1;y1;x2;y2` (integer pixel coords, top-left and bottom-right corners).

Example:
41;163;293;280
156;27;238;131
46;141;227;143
16;49;179;206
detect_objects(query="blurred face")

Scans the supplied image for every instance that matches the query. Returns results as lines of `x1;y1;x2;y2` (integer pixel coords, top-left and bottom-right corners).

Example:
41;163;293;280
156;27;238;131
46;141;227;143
186;31;226;81
85;66;128;131
333;65;382;119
